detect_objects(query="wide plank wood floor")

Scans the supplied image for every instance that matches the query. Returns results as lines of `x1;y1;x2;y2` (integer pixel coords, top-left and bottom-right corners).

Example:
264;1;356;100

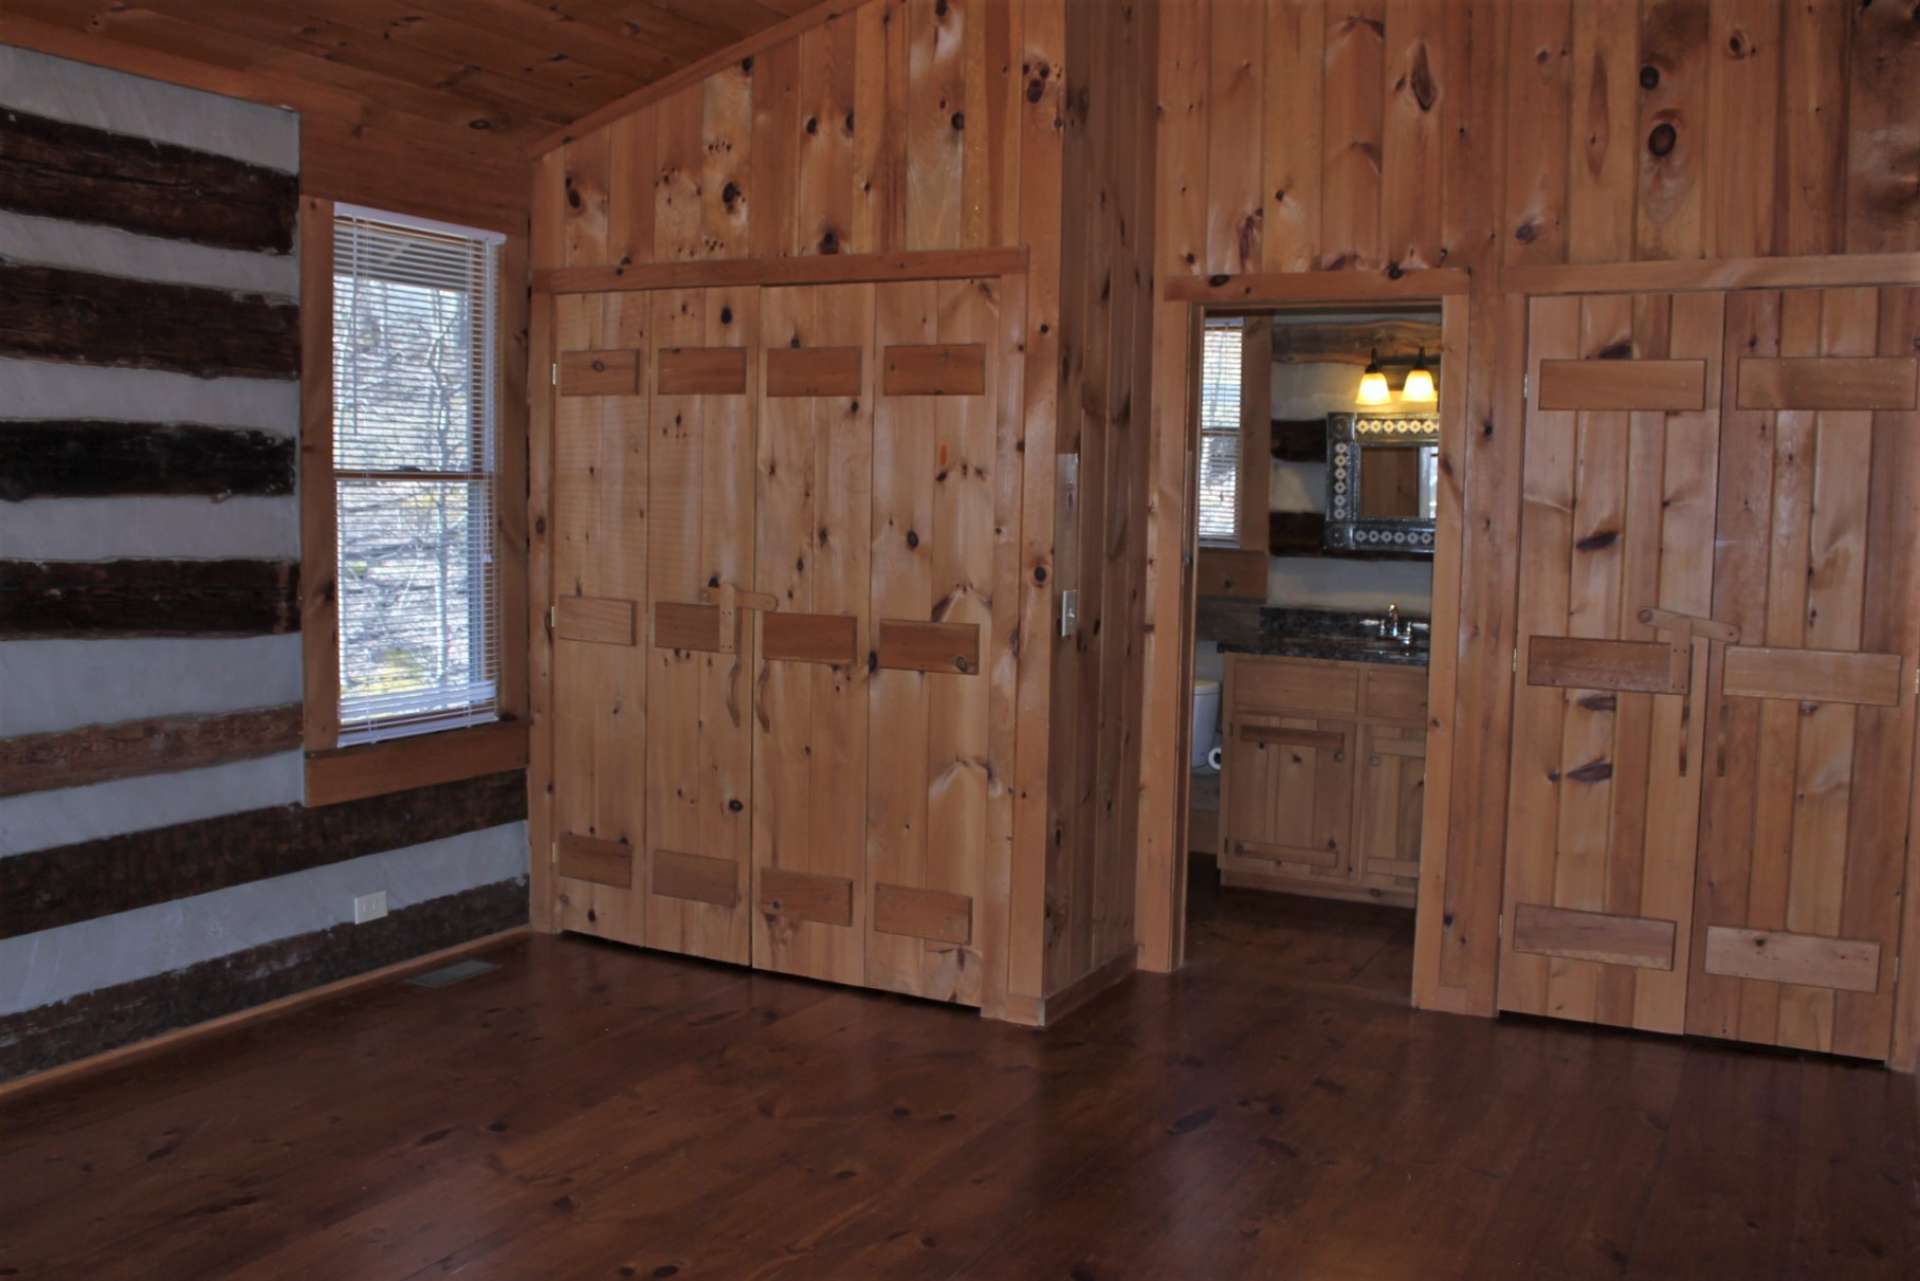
2;868;1915;1279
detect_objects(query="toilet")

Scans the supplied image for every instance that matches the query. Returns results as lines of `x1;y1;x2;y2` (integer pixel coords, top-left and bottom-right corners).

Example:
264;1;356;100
1191;678;1221;770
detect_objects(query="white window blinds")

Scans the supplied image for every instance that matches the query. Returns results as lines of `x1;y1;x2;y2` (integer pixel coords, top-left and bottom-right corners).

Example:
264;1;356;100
331;205;503;746
1196;318;1245;543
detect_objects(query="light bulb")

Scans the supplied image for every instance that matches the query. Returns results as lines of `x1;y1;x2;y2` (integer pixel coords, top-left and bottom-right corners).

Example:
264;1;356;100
1356;351;1391;406
1401;349;1437;404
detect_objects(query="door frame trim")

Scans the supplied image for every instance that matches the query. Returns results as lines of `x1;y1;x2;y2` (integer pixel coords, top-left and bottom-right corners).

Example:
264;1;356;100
1141;276;1471;1018
534;247;1029;295
1502;251;1920;298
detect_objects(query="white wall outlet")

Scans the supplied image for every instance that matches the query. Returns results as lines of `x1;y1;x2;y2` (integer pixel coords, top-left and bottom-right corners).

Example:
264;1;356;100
353;891;388;925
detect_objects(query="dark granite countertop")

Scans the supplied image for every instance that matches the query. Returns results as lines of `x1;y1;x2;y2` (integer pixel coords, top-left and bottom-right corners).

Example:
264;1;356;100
1217;636;1428;667
1211;606;1429;668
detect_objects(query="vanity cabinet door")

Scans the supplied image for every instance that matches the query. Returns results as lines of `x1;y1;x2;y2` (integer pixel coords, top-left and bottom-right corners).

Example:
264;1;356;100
1222;715;1356;879
1355;723;1425;893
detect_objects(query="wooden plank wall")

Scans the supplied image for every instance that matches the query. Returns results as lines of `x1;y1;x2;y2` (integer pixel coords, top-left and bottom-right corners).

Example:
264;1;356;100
1141;0;1920;1018
530;0;1032;269
1040;0;1161;1000
531;0;1082;1017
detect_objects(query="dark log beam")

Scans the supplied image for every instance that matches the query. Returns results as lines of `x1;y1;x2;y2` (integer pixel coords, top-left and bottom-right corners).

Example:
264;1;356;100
0;770;526;941
0;879;527;1082
1271;417;1328;462
0;559;300;638
0;264;299;380
0;421;295;501
0;704;302;798
0;109;297;254
1271;317;1444;366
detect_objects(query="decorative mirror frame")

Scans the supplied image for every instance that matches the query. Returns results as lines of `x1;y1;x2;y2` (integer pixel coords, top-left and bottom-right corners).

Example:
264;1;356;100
1323;411;1441;555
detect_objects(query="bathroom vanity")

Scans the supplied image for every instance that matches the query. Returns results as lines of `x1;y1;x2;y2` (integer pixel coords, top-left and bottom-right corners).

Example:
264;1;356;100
1215;612;1429;908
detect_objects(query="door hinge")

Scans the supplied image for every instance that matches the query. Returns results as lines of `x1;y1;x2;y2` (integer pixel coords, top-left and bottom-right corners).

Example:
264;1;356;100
1522;373;1530;403
1512;647;1519;674
1497;912;1504;941
1059;588;1079;639
547;604;556;633
550;362;559;387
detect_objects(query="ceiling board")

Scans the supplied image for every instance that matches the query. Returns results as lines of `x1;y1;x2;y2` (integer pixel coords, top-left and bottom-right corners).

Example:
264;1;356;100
0;0;820;146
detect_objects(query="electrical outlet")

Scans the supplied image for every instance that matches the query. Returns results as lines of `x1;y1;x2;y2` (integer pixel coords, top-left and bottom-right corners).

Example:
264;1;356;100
353;891;388;925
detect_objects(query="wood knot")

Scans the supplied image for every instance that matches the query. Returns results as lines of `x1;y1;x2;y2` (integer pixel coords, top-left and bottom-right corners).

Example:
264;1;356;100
1647;122;1678;158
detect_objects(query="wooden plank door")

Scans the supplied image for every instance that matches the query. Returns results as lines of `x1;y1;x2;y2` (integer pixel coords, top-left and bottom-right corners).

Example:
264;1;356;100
1498;291;1724;1034
1355;723;1425;896
865;279;1001;1005
751;283;876;987
1222;713;1357;881
1688;286;1920;1059
641;287;759;964
551;294;650;942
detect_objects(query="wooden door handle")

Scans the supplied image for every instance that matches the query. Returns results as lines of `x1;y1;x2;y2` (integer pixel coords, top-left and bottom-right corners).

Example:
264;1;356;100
699;584;778;655
1638;607;1739;644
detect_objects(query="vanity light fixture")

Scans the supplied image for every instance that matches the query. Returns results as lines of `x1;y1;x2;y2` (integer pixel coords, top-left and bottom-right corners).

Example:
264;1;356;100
1355;350;1392;406
1401;347;1437;404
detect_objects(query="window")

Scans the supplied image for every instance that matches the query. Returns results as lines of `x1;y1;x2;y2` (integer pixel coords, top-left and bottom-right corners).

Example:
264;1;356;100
331;206;503;746
1196;317;1245;543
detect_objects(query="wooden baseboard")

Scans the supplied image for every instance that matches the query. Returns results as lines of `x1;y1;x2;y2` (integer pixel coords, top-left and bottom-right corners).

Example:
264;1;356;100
1221;864;1417;910
999;949;1139;1029
0;926;529;1104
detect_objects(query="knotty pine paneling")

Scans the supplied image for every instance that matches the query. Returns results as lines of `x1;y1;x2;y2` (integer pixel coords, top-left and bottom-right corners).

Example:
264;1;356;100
533;0;1078;1023
533;0;1030;272
1142;0;1920;1022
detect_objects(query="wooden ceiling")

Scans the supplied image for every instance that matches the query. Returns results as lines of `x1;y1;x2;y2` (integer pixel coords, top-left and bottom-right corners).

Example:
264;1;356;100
0;0;824;149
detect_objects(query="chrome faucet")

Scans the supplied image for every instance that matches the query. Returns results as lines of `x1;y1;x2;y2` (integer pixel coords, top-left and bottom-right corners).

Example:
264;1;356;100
1372;602;1427;647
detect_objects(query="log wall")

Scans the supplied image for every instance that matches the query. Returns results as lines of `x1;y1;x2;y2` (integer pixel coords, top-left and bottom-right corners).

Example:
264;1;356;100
0;49;529;1083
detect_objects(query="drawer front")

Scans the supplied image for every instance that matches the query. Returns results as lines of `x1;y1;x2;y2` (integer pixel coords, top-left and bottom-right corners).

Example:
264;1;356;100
1362;666;1428;723
1231;657;1360;716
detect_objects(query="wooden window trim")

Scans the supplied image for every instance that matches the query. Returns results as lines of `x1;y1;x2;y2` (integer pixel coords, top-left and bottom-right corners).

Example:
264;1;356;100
1237;319;1272;551
298;196;531;804
304;717;529;808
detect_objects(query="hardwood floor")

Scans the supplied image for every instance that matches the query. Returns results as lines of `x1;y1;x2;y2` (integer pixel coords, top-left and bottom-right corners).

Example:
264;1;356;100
2;867;1914;1280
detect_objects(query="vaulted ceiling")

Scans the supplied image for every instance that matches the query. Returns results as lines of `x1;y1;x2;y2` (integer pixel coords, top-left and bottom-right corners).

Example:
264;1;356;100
0;0;823;148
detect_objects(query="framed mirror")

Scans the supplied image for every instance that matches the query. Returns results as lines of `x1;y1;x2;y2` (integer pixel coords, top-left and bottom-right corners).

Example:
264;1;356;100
1323;412;1439;555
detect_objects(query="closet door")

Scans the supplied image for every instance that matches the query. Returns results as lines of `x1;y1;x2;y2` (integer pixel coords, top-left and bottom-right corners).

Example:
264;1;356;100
641;287;759;964
550;293;651;942
751;283;876;987
1688;287;1920;1059
866;279;1001;1005
1498;291;1724;1034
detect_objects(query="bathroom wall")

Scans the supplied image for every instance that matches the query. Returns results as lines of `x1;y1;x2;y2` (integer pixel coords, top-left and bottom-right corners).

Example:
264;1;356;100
1265;356;1436;613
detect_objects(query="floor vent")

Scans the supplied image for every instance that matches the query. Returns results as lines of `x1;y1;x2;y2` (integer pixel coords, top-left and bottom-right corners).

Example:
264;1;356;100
406;958;499;989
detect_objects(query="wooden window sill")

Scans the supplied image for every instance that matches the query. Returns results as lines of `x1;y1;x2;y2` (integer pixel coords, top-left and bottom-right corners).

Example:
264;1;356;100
304;718;529;808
